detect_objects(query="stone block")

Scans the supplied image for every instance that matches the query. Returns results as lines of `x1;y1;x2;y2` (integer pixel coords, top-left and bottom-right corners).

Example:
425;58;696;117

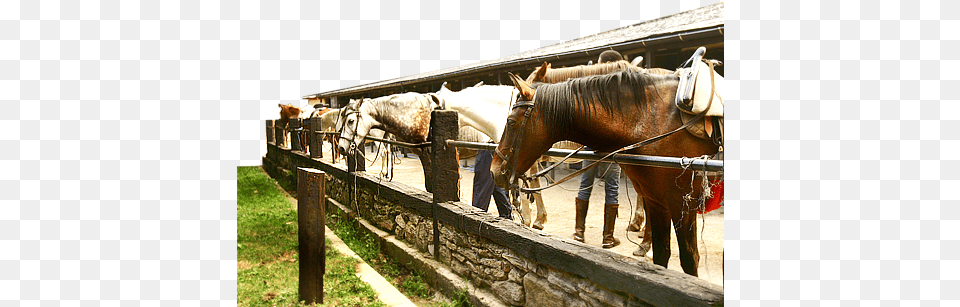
508;266;525;283
563;292;588;307
481;264;508;281
451;258;471;277
492;281;525;306
462;249;479;264
501;249;527;269
480;258;502;268
587;287;627;307
523;273;566;307
547;268;580;295
395;214;406;230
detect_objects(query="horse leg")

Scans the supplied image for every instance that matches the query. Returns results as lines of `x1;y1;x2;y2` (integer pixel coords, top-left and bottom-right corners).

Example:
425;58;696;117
646;201;672;268
627;197;644;231
632;196;653;258
526;164;547;230
674;209;700;276
519;197;532;227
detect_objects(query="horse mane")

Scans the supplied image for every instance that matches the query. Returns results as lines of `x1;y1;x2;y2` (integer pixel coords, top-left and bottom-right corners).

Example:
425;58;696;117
526;60;643;83
644;67;676;76
532;70;676;129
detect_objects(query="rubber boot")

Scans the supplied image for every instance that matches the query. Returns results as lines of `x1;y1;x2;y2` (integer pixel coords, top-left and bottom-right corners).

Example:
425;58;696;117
601;203;621;249
572;198;589;243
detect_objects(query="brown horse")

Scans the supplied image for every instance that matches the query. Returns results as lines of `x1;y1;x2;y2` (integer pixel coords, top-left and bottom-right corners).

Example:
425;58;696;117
277;103;307;151
526;61;677;255
491;70;720;276
279;103;331;154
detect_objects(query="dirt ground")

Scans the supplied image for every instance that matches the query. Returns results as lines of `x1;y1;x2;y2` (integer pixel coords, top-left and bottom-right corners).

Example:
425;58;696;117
326;143;723;287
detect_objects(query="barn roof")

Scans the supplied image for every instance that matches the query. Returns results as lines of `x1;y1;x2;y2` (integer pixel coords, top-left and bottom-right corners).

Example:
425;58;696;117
304;2;723;100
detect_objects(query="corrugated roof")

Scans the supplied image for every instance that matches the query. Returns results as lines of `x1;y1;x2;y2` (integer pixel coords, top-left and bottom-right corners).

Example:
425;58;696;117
305;2;723;100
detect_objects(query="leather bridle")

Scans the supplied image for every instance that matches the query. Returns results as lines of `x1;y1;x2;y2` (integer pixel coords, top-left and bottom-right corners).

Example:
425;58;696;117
494;96;536;197
337;99;365;155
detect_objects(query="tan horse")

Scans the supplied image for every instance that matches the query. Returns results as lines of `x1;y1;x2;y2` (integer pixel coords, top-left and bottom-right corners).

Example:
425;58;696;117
277;103;309;151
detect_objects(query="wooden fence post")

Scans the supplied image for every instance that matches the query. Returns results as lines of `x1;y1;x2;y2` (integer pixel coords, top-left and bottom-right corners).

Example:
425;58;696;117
275;120;286;148
430;110;459;202
429;109;459;256
309;118;322;159
290;118;303;152
266;120;275;144
297;167;326;304
346;147;366;173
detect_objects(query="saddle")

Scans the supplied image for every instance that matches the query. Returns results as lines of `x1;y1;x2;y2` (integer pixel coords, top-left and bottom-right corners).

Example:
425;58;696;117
675;47;724;146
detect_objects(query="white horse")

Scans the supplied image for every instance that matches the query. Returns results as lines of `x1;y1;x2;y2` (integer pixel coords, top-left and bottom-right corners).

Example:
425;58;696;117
336;94;448;194
432;83;549;230
320;107;395;174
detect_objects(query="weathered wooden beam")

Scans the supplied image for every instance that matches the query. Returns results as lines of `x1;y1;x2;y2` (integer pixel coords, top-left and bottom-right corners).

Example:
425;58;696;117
265;120;275;144
275;119;286;148
430;110;459;256
430;110;460;203
297;167;326;304
309;118;322;159
290;119;303;152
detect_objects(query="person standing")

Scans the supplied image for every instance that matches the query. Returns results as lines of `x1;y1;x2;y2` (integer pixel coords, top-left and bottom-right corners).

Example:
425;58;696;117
572;50;626;248
472;150;512;219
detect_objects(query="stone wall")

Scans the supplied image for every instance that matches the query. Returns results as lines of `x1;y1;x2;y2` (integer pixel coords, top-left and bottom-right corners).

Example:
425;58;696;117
263;143;723;307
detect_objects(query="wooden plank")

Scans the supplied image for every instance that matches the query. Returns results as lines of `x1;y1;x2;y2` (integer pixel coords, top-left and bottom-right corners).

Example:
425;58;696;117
265;120;275;144
275;120;286;148
430;110;460;203
297;167;326;304
309;118;322;159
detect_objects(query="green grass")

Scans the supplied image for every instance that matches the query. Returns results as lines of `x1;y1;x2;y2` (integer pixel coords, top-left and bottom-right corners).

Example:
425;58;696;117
328;217;471;307
237;166;386;307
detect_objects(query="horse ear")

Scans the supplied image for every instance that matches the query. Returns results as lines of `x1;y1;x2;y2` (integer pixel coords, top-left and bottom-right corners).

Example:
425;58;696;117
507;72;535;100
534;62;549;82
473;81;483;87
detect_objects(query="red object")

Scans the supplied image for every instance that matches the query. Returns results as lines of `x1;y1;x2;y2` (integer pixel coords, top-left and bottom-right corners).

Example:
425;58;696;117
700;180;723;214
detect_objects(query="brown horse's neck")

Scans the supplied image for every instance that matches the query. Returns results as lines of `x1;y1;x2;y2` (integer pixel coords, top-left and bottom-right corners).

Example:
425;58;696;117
534;75;716;158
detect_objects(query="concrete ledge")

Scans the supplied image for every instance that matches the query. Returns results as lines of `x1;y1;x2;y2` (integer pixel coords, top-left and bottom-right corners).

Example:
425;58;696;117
325;225;417;307
327;198;507;307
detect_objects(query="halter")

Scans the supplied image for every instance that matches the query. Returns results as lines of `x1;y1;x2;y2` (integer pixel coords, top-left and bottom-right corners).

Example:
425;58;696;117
336;99;365;154
494;96;536;203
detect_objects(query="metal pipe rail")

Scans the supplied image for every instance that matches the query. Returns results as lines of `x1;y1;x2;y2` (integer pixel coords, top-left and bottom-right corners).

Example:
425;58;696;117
309;130;722;172
445;140;723;172
313;131;432;149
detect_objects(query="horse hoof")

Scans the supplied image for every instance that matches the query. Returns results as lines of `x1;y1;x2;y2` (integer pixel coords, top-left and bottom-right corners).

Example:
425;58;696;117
632;248;649;257
532;223;544;230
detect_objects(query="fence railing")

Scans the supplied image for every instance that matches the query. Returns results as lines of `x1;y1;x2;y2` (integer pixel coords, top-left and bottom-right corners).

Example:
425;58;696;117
266;114;723;174
264;110;725;306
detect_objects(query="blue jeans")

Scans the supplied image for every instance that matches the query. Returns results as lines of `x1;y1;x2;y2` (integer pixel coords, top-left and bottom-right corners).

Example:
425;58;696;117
472;150;512;219
577;161;621;204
